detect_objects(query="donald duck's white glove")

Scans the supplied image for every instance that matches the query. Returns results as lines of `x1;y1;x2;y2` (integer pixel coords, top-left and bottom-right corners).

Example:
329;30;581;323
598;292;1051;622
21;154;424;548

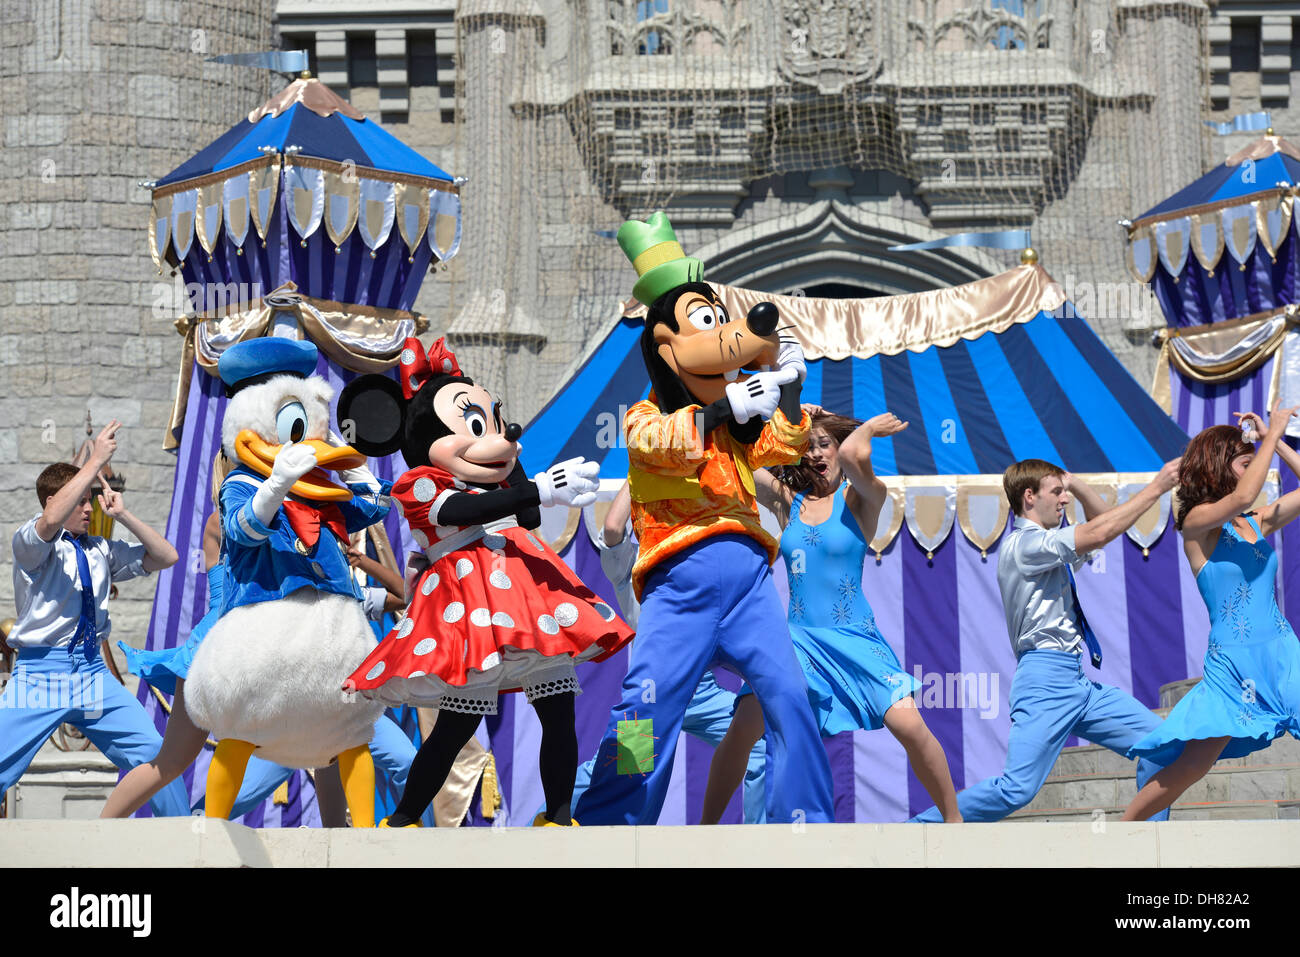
252;443;317;527
330;429;381;491
534;457;600;509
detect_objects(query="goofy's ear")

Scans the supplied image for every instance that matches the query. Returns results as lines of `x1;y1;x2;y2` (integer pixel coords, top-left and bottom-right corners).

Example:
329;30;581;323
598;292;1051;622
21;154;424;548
338;375;407;457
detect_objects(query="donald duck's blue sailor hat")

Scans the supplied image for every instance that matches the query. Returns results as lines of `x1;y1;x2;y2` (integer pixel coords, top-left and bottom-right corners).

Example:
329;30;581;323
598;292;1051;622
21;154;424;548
218;338;320;397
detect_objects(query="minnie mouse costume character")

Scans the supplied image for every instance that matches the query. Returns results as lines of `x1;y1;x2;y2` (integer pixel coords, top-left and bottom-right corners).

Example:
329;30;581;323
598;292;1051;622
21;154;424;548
340;337;633;827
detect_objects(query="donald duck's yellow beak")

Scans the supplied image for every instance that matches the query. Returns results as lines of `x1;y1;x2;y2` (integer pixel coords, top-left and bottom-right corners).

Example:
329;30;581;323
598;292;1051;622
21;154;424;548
234;431;368;502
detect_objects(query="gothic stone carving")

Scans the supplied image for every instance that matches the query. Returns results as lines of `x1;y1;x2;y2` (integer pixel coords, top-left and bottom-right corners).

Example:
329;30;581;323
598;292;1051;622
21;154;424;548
779;0;883;95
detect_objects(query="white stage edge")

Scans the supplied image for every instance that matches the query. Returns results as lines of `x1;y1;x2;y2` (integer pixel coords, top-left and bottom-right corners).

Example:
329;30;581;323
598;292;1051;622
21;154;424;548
2;819;1297;867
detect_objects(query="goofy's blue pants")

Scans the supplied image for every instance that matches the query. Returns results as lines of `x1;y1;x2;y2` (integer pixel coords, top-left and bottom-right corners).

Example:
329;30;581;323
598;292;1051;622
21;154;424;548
574;535;833;825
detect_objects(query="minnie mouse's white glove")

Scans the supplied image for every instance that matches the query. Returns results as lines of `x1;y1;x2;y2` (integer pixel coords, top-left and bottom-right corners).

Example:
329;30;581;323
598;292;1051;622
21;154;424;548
534;457;600;508
725;367;799;425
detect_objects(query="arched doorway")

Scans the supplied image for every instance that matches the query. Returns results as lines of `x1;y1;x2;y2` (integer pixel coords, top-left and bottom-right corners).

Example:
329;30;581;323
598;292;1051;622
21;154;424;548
690;200;1008;298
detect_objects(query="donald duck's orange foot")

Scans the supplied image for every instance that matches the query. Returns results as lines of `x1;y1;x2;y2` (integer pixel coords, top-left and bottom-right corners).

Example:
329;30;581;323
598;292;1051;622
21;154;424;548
378;816;421;828
532;812;580;827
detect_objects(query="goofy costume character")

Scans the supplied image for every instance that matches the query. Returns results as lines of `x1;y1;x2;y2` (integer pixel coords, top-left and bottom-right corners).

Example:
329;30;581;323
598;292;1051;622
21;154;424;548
574;212;835;825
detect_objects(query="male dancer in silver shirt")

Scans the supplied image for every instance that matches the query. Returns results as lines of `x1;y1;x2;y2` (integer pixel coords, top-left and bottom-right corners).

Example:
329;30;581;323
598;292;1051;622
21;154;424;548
911;457;1179;822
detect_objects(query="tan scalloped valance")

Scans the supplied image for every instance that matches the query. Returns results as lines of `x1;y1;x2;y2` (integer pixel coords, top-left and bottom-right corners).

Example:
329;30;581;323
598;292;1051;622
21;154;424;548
619;263;1066;360
163;282;429;450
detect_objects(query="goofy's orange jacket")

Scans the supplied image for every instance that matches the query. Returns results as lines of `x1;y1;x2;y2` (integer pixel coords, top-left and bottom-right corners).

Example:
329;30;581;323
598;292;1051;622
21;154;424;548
624;395;809;599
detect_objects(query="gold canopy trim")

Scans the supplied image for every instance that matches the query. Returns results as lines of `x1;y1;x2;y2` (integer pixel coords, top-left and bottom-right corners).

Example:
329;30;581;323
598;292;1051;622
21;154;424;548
1157;306;1296;385
619;264;1065;360
163;282;429;450
1129;184;1297;232
1224;133;1300;166
248;77;366;122
150;157;459;268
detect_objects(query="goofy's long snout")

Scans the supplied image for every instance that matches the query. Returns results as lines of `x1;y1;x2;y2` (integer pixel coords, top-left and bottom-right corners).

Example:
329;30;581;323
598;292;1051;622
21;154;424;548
746;301;779;337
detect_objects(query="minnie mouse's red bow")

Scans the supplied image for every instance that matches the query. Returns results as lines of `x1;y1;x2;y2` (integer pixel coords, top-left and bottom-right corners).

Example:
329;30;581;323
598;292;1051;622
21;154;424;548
397;336;462;399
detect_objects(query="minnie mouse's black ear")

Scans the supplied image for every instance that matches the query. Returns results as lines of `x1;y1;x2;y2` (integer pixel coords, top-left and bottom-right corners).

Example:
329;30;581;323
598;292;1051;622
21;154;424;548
338;375;407;457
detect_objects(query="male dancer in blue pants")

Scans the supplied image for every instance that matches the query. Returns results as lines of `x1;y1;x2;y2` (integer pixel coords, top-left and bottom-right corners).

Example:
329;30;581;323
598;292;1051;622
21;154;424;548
910;458;1180;822
2;429;189;817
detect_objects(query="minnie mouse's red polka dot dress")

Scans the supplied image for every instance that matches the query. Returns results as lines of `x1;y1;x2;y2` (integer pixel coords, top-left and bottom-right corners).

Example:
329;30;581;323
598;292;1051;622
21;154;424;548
347;466;634;714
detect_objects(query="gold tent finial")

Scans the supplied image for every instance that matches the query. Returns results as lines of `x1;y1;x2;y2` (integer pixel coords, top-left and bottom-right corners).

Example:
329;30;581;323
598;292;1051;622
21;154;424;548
1020;247;1039;265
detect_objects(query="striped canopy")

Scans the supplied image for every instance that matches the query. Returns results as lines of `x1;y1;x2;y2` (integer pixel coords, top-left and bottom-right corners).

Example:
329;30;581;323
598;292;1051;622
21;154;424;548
521;304;1190;479
155;80;453;189
1136;149;1300;223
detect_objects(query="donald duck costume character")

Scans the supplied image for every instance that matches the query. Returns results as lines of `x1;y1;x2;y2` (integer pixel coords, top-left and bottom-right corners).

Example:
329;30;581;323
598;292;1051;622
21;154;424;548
184;337;391;826
574;213;834;825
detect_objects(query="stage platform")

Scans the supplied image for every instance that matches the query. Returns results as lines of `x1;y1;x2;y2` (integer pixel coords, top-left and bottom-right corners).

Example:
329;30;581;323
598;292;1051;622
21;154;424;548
2;819;1297;867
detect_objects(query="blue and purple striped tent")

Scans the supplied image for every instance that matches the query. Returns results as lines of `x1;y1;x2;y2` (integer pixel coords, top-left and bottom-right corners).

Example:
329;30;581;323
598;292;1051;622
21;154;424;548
521;281;1188;480
471;265;1291;824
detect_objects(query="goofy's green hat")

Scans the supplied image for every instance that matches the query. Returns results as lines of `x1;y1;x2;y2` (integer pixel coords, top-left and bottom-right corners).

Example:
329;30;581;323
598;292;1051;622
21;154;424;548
617;211;704;306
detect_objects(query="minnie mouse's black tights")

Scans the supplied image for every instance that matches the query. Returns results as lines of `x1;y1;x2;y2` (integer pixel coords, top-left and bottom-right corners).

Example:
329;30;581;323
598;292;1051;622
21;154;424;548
386;692;577;827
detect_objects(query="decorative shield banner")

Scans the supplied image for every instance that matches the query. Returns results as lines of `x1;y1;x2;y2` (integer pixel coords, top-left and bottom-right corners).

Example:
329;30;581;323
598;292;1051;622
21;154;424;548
358;178;396;251
323;170;359;250
222;173;251;251
1065;480;1118;527
1190;211;1224;276
1126;227;1156;283
170;188;197;262
904;485;956;560
868;485;905;560
956;485;1009;558
397;182;430;258
249;160;280;242
285;164;324;240
429;188;463;262
1256;192;1293;261
195;182;224;259
149;193;172;269
1118;483;1172;557
1222;203;1258;270
1154;217;1191;279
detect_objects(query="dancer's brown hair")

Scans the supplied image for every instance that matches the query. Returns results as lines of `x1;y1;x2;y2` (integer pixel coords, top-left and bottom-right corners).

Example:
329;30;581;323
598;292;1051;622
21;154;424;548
770;410;863;497
1174;424;1252;529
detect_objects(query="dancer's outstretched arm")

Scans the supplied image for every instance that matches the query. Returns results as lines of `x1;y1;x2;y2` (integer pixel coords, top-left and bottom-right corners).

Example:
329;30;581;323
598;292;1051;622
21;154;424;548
1182;403;1295;537
753;468;793;529
603;480;632;546
1237;410;1300;536
1073;459;1181;552
839;413;908;540
1062;473;1108;521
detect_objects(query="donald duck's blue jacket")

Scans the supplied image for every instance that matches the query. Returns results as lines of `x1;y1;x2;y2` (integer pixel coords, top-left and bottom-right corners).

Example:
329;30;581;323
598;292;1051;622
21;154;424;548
217;464;393;614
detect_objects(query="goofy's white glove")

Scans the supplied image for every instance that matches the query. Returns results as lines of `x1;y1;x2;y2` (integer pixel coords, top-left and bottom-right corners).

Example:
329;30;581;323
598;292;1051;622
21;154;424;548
534;457;600;509
252;442;317;527
776;336;807;385
725;367;799;425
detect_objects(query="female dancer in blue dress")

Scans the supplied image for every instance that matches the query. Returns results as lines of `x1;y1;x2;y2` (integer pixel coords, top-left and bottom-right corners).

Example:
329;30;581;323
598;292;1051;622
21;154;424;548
1122;405;1300;819
701;408;962;823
